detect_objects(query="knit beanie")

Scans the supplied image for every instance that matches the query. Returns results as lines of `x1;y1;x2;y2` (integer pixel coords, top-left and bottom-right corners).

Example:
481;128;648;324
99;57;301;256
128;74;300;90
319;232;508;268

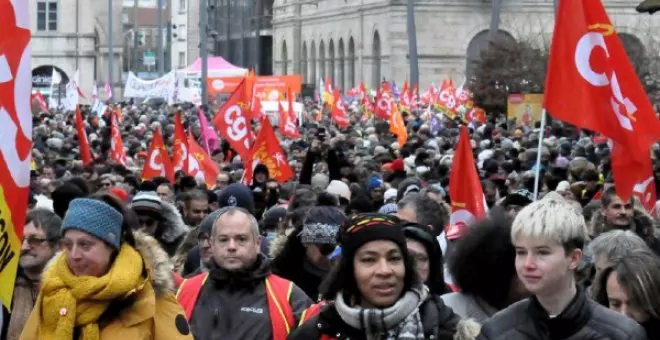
51;182;86;218
300;206;346;245
218;183;255;214
130;191;163;218
378;203;398;215
367;175;384;192
338;213;405;261
61;198;124;249
326;180;351;201
397;178;422;202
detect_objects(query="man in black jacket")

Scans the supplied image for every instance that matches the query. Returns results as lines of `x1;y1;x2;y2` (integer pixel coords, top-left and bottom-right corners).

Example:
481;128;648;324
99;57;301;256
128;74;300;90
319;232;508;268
478;192;647;340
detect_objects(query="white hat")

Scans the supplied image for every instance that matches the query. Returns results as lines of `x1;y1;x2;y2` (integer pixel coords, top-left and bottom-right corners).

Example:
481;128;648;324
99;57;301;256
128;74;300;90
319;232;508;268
327;180;351;201
384;188;398;203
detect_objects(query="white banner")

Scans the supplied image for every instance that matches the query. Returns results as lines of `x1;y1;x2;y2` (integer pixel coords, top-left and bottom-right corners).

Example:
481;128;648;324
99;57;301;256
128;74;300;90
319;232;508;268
123;71;176;103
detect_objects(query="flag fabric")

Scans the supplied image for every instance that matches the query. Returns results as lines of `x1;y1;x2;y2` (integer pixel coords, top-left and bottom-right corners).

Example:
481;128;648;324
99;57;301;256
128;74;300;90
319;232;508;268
187;132;219;189
437;79;458;118
544;0;660;201
287;87;297;124
31;91;49;112
467;107;486;124
243;117;294;185
91;80;98;102
389;101;408;146
109;111;127;166
104;80;112;101
612;143;656;213
375;88;392;120
142;128;175;183
278;101;300;139
75;106;92;166
198;107;219;154
0;0;32;310
73;69;86;99
48;68;62;109
448;126;487;235
400;81;411;111
319;78;325;105
172;113;189;173
331;89;349;129
213;79;254;161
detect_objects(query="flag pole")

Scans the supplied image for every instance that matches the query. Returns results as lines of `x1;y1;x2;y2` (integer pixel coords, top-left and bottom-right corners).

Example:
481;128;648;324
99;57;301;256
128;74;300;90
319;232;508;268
532;109;547;200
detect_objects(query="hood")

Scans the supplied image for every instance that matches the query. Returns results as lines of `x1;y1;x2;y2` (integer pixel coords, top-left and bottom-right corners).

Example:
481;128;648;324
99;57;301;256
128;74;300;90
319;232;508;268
159;200;190;243
589;206;659;247
269;228;294;259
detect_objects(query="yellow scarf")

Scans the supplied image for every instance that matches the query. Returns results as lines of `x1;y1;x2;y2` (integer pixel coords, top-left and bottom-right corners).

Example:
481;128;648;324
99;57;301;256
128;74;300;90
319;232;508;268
37;243;148;340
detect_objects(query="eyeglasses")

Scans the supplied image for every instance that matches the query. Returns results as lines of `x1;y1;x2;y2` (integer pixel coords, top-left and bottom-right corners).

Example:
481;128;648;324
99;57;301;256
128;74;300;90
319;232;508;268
23;236;48;247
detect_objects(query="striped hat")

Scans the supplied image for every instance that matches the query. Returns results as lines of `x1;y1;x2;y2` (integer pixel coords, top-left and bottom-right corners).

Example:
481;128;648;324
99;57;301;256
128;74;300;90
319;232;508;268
131;191;162;218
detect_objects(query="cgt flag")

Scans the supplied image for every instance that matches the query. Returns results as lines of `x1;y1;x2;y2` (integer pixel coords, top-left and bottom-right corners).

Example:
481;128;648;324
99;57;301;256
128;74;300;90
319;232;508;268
243;117;294;185
172;112;189;173
142;128;175;183
0;0;32;309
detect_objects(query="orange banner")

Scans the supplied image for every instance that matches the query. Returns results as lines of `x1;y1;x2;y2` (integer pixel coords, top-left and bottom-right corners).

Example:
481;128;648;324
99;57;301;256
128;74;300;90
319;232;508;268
207;75;302;100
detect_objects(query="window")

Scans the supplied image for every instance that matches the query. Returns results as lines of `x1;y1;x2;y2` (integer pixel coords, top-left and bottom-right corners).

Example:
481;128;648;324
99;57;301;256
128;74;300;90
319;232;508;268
179;0;186;11
179;52;186;68
37;0;58;32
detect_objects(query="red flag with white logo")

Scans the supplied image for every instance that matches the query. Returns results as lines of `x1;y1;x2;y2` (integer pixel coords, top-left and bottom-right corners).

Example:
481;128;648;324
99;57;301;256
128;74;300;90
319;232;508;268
448;126;487;234
142;128;174;183
331;89;349;129
213;79;254;161
110;111;127;166
243;117;294;185
544;0;660;201
278;101;300;139
31;91;48;112
612;142;656;214
172;112;189;173
187;132;219;189
437;80;458;118
75;106;92;166
374;88;392;120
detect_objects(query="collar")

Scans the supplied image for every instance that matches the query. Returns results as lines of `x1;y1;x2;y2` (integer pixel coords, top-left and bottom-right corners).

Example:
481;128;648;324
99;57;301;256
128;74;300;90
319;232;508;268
527;287;591;339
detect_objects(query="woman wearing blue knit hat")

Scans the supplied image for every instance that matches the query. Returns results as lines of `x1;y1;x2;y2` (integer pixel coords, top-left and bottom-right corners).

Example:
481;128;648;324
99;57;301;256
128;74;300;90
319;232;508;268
20;194;193;340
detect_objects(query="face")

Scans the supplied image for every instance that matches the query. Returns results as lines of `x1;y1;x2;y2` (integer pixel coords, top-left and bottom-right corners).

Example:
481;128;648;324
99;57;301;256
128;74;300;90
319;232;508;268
61;229;115;277
215;174;230;190
255;172;267;184
211;212;261;271
185;199;208;226
100;179;114;190
606;270;650;323
370;188;384;202
601;196;633;228
304;244;335;270
514;235;581;297
353;240;406;308
20;222;57;271
137;214;160;236
156;185;174;202
406;239;430;282
41;167;54;180
197;231;213;265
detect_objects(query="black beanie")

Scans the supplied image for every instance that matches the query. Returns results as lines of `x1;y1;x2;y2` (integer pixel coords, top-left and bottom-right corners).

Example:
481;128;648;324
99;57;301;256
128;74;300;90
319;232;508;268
51;183;86;218
218;183;255;214
338;213;405;260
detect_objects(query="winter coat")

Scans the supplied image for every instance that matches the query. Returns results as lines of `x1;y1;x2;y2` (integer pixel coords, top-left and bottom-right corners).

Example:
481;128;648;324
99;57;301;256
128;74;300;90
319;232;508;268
477;288;647;340
287;295;461;340
441;292;498;323
6;272;40;340
158;200;190;257
589;206;660;255
189;254;313;340
20;232;192;340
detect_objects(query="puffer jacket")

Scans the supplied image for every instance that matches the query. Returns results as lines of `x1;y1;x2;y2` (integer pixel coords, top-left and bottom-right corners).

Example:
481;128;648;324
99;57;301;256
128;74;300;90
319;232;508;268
158;201;190;257
20;231;192;340
477;288;647;340
589;206;660;255
288;295;461;340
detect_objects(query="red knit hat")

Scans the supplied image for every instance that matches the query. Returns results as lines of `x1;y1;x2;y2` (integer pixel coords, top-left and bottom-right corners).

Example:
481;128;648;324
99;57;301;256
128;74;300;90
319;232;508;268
109;187;129;203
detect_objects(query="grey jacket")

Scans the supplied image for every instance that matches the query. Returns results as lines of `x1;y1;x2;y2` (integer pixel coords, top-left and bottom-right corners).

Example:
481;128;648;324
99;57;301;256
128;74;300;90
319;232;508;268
189;254;313;340
441;292;498;323
478;289;647;340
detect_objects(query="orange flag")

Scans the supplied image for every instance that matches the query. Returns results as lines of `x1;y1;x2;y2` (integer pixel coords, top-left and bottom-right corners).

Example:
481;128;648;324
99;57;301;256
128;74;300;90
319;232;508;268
448;126;487;237
110;111;127;166
142;128;174;183
187;133;219;188
75;106;93;166
244;117;294;184
389;102;408;146
331;89;349;129
213;79;254;161
172;112;189;173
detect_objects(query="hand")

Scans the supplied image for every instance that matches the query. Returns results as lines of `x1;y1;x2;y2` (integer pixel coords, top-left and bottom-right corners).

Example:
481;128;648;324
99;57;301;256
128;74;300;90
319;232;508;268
311;139;321;153
267;181;279;190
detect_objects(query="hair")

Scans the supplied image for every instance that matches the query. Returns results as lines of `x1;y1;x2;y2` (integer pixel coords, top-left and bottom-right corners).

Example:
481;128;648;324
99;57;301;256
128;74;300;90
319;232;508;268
288;186;318;211
26;208;63;245
397;192;449;237
211;207;260;240
512;192;588;252
589;230;650;265
592;250;660;320
179;189;209;205
448;211;517;309
403;222;447;295
88;192;137;247
601;186;621;208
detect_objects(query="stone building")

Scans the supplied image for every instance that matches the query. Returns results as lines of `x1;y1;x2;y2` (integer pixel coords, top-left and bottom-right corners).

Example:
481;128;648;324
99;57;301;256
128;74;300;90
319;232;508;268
272;0;660;90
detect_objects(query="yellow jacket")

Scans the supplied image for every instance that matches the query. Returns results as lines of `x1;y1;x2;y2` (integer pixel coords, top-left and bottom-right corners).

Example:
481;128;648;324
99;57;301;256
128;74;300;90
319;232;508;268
20;232;193;340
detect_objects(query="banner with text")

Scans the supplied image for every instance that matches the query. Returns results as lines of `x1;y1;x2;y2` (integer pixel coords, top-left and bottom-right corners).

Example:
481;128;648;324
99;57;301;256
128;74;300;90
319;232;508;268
124;71;176;104
207;75;302;99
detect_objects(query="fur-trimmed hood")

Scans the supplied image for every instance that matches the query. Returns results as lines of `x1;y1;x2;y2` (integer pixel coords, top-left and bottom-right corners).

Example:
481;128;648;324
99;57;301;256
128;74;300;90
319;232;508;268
159;200;189;244
268;228;294;259
589;206;660;248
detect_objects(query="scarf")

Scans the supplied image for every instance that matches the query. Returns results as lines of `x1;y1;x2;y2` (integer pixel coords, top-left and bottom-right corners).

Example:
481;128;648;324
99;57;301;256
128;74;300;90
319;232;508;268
37;243;148;340
334;284;429;340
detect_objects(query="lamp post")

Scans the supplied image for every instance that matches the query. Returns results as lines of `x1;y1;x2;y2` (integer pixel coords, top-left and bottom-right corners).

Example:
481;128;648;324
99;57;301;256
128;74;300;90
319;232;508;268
406;0;419;87
201;0;209;108
108;0;114;93
158;0;165;75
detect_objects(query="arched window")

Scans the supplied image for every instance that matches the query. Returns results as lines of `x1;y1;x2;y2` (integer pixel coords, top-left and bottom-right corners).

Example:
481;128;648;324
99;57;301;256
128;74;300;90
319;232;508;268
281;40;288;75
319;40;326;81
465;29;515;80
301;42;308;83
310;41;317;83
372;30;381;89
338;38;345;90
348;37;355;88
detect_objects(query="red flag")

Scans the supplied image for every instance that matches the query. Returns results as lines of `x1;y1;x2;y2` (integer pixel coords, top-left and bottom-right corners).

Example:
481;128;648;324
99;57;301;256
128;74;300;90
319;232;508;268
187;133;219;189
389;101;408;146
31;91;48;112
142;128;174;183
214;79;254;161
331;89;349;129
0;0;32;309
172;112;189;173
544;0;660;201
437;80;458;118
110;111;127;166
244;117;294;184
612;143;656;213
400;80;411;111
75;106;92;166
278;101;300;139
467;107;486;124
448;126;487;237
286;87;297;124
374;88;392;120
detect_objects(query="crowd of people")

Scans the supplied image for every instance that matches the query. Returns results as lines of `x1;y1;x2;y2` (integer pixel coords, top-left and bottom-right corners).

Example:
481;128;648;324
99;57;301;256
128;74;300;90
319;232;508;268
3;97;660;340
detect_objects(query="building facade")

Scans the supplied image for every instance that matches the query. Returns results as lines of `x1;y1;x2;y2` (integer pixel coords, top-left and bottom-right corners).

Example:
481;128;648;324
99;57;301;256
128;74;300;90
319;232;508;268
272;0;660;90
30;0;123;101
171;0;189;69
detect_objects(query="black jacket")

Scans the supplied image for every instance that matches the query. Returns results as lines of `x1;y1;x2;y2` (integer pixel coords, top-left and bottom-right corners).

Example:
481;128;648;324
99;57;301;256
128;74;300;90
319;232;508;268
477;288;647;340
190;254;313;340
287;295;460;340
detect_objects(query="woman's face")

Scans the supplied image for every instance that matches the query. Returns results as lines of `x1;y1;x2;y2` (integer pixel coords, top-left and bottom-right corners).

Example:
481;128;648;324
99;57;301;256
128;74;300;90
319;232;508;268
606;271;650;323
353;240;405;308
406;239;429;282
61;229;114;277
